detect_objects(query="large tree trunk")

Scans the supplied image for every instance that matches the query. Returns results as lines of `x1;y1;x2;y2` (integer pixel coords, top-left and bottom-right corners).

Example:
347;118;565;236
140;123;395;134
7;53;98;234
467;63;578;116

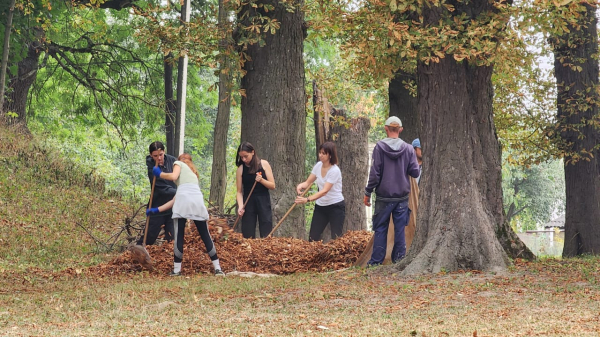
163;53;176;155
0;0;16;113
209;0;233;211
552;4;600;257
238;0;306;238
389;70;419;142
393;0;536;275
399;56;510;275
320;109;370;242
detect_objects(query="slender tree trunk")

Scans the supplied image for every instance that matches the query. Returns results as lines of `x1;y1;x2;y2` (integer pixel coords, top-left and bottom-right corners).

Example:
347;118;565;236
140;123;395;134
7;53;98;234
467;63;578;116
164;53;176;155
209;0;233;211
313;81;330;162
3;30;42;130
320;109;369;242
0;0;16;113
389;70;419;142
551;4;600;256
238;0;306;238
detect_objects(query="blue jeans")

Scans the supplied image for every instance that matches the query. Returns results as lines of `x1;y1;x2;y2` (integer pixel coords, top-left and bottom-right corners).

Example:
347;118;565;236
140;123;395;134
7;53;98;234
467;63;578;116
367;199;411;266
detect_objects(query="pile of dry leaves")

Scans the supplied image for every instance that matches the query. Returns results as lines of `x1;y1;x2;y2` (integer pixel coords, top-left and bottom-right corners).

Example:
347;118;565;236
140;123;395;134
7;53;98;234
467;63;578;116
88;217;371;276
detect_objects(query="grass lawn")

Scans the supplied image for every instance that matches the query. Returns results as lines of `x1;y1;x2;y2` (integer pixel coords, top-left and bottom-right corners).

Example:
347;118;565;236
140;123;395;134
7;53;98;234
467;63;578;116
1;257;599;336
2;124;599;336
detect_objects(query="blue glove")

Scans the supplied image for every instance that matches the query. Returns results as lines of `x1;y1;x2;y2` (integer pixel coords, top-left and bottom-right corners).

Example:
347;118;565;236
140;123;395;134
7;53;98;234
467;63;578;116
152;166;162;177
146;207;159;216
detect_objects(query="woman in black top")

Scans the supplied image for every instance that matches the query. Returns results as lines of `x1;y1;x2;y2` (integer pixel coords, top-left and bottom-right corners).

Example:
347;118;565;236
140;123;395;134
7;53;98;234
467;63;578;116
235;142;276;238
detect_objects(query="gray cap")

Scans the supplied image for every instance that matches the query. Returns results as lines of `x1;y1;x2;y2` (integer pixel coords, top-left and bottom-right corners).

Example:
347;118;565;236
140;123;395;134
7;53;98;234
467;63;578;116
385;116;402;127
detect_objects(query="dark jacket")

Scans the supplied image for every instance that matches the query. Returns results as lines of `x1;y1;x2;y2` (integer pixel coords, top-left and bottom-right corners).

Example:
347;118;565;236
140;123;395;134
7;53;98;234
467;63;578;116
365;138;420;199
146;154;177;216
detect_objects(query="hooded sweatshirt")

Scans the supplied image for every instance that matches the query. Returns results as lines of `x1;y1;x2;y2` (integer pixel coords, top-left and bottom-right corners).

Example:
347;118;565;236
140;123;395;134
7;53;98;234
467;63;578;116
146;154;177;216
365;138;420;199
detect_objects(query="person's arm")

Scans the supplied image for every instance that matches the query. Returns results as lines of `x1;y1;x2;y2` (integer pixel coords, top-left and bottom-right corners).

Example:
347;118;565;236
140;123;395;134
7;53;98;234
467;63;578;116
296;174;317;194
364;145;383;206
158;164;181;182
146;197;175;215
406;147;421;179
236;165;245;216
159;198;175;211
257;160;276;190
365;145;382;197
148;165;176;199
296;182;333;204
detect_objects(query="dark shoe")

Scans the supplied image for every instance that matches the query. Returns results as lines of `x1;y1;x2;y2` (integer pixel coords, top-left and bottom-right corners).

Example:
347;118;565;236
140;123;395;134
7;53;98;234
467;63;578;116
169;271;181;277
214;269;226;277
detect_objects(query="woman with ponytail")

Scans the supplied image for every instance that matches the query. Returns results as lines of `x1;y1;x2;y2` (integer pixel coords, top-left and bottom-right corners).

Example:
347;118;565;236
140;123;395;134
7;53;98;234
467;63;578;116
235;141;276;238
151;153;224;276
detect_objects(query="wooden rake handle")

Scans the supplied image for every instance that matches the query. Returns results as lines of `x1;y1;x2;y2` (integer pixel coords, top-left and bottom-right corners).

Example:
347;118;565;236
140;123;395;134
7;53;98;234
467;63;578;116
267;188;309;238
233;172;262;231
143;163;158;246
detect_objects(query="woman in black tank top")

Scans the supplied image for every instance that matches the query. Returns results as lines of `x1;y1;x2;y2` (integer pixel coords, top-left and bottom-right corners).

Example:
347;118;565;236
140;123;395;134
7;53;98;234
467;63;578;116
235;142;276;238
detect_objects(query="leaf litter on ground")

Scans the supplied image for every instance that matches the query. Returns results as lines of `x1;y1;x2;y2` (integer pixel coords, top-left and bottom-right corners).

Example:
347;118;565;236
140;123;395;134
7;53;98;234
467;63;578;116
80;217;372;277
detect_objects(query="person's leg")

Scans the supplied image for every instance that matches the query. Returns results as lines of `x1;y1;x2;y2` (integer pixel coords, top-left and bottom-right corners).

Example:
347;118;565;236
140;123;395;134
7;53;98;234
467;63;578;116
367;201;396;266
137;216;163;246
163;216;174;242
193;220;223;274
328;201;346;240
193;220;218;261
391;200;411;263
241;196;258;239
256;195;273;238
308;205;329;242
172;218;186;274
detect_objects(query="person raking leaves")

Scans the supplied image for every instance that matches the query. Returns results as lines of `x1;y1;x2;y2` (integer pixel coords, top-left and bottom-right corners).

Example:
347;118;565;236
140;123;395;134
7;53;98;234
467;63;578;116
149;153;225;276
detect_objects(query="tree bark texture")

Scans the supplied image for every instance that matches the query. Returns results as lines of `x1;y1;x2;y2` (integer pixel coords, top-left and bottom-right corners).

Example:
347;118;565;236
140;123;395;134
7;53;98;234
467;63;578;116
3;31;41;129
552;4;600;257
389;70;419;143
163;53;176;155
239;0;306;238
399;55;510;275
0;0;16;113
319;109;370;242
313;81;330;162
209;0;233;211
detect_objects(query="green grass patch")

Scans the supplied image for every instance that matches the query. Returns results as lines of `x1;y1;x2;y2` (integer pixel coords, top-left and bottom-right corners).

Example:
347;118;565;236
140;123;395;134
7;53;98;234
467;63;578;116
0;124;131;272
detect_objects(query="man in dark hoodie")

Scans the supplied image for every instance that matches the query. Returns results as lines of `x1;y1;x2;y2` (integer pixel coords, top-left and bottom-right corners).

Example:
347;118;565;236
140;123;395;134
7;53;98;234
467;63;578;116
364;116;420;266
138;141;177;245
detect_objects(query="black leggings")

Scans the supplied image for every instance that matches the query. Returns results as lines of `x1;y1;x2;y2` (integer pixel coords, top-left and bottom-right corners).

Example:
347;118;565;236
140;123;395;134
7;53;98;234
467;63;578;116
173;218;218;263
308;200;346;242
241;194;273;238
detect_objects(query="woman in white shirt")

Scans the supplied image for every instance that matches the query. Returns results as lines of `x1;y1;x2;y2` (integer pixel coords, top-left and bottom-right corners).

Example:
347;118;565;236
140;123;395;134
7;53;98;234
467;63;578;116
151;153;224;276
295;142;345;241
